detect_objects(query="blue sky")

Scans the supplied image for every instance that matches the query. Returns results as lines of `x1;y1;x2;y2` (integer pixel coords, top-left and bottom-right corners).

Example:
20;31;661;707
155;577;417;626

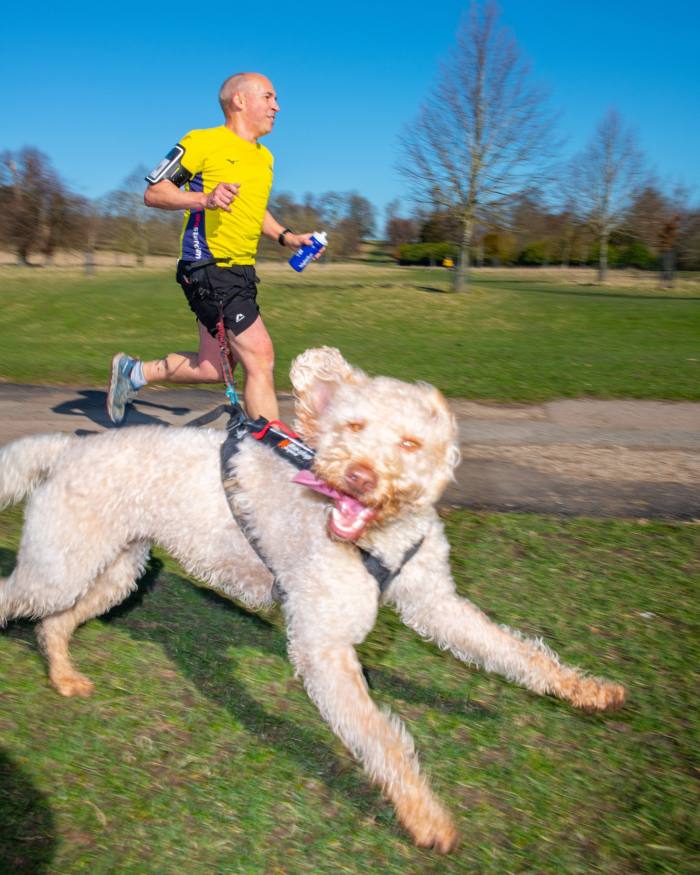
3;0;699;225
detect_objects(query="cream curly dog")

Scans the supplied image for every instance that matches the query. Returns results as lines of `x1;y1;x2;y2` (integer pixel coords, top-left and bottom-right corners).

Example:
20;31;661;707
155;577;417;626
0;347;624;852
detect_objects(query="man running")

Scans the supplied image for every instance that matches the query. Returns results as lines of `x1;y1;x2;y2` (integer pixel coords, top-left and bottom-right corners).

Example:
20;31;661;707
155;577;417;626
107;72;321;424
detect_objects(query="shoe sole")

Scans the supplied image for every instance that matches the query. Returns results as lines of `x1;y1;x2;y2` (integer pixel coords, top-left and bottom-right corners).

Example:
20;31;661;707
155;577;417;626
106;352;128;426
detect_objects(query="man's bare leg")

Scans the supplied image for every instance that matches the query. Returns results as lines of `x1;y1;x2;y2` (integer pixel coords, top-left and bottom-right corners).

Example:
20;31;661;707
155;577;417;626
227;316;278;421
138;316;277;421
142;321;224;383
143;322;224;383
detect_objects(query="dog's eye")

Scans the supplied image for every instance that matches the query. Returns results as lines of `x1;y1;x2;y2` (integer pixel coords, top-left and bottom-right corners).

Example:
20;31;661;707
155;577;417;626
399;437;422;452
346;421;366;432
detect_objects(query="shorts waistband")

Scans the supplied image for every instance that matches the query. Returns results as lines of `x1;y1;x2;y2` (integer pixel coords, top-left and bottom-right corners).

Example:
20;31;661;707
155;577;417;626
178;258;255;270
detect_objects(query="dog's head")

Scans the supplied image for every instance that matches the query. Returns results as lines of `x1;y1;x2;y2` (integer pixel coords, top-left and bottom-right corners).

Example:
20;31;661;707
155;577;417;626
290;347;460;540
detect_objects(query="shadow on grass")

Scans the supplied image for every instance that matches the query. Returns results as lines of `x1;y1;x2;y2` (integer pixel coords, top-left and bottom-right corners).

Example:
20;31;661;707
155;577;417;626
1;541;495;824
0;546;15;576
0;748;57;874
101;561;497;818
477;280;700;302
103;569;386;816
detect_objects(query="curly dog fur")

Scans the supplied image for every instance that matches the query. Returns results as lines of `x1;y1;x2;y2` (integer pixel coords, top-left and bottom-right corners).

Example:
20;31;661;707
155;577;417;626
0;347;625;852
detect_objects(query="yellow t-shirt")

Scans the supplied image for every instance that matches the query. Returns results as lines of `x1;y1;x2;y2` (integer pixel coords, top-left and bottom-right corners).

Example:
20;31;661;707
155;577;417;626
178;126;274;264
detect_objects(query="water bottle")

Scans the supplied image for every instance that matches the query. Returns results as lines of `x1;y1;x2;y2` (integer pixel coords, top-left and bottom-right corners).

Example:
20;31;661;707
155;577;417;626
289;231;327;272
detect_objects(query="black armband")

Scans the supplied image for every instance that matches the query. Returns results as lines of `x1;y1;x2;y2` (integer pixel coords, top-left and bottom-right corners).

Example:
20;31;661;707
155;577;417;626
278;228;293;246
145;144;192;187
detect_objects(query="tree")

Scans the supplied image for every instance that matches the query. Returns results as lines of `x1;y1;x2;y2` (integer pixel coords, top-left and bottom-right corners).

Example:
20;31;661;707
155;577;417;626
102;167;152;265
386;216;419;249
626;183;687;286
258;190;375;260
677;208;700;272
0;147;77;264
398;1;558;291
317;191;375;256
569;109;645;283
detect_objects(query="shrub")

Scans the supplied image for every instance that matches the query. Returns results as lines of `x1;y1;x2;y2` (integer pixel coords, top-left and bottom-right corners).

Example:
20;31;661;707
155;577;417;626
517;241;550;266
397;242;459;265
620;242;658;270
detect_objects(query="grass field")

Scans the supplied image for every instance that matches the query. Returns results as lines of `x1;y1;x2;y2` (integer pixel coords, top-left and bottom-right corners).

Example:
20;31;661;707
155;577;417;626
0;262;698;400
0;506;698;874
0;262;698;872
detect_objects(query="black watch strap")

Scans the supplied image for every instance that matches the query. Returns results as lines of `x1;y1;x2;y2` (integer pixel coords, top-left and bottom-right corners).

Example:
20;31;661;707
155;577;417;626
278;228;293;246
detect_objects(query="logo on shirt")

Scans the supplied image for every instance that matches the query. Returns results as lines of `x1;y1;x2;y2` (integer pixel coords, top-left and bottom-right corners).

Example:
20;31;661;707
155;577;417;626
226;159;237;165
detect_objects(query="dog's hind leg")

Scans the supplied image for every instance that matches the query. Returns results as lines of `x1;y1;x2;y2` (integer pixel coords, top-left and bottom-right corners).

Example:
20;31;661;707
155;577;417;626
388;526;625;712
290;637;458;852
36;541;149;697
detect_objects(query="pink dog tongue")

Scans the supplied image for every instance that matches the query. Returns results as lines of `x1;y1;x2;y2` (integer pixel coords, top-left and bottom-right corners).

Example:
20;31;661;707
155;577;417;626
291;470;377;541
292;469;343;500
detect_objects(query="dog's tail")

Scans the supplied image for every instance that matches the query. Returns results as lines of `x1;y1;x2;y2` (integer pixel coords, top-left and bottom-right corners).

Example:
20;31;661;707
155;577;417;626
0;433;75;509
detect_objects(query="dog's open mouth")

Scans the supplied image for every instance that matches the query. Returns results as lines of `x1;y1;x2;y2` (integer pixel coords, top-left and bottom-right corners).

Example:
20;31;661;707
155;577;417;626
291;470;378;541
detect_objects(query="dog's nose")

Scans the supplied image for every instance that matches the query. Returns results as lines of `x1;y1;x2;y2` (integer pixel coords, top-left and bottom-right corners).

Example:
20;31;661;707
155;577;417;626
344;463;377;496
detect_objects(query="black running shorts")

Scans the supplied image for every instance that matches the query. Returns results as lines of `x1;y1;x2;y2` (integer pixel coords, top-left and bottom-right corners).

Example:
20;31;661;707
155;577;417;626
176;260;261;337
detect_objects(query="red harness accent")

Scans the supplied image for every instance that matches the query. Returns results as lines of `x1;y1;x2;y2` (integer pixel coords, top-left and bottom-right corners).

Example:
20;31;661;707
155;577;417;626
250;419;301;441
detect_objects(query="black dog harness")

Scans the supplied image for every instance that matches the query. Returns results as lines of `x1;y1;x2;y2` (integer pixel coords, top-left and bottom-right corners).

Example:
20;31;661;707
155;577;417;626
218;406;424;597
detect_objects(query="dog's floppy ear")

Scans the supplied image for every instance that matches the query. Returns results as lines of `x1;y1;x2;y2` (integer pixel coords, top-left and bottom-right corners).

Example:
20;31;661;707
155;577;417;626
291;347;365;441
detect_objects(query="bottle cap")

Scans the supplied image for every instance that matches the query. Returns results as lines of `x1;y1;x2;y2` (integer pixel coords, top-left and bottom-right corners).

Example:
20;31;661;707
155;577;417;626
313;231;328;246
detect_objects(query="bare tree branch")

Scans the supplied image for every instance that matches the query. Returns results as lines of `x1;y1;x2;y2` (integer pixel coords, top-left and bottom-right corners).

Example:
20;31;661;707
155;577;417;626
569;109;646;282
398;1;558;290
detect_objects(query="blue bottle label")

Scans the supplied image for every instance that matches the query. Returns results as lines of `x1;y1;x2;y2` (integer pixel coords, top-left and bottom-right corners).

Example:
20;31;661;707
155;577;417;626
289;234;324;272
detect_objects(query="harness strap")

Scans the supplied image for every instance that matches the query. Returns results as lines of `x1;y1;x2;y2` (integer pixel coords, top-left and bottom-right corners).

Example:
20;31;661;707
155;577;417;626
219;407;285;596
359;538;425;595
185;403;230;428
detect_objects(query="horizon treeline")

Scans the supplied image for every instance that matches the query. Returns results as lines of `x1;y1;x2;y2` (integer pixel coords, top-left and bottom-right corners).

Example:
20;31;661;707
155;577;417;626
0;145;698;279
0;149;377;268
3;4;699;286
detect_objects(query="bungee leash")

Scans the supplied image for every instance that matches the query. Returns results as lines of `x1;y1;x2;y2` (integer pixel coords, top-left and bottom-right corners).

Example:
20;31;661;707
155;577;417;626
216;305;239;408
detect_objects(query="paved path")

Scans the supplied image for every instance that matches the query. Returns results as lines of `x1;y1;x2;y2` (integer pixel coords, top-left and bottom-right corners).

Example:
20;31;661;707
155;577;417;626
1;383;698;521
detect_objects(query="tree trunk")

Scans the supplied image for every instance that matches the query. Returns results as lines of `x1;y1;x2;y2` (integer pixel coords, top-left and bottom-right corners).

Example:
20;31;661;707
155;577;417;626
598;231;608;283
84;249;95;276
454;216;474;293
661;249;675;288
85;220;97;276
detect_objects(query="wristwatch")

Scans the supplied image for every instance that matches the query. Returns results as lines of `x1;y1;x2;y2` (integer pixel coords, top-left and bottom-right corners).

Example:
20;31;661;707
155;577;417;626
278;228;293;246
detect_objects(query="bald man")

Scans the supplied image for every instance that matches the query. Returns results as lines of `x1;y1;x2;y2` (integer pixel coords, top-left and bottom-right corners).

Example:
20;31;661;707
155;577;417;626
107;73;321;425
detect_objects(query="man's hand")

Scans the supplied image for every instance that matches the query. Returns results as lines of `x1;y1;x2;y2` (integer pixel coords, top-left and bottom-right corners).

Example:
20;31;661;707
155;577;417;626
283;231;326;259
204;182;240;212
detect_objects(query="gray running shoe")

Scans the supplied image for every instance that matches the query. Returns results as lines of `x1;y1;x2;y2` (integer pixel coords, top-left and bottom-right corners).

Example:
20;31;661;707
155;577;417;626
106;353;139;425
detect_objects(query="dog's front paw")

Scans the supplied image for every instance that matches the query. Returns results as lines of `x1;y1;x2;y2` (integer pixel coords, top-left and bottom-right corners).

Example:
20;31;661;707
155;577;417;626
566;676;626;712
414;821;460;854
395;794;459;853
50;670;95;698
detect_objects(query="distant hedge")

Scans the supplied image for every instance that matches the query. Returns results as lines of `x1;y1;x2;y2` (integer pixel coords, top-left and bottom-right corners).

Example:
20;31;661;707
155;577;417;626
397;242;459;265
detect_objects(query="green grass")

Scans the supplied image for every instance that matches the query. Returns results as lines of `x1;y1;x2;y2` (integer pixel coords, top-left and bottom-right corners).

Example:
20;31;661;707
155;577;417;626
0;264;698;400
0;506;698;873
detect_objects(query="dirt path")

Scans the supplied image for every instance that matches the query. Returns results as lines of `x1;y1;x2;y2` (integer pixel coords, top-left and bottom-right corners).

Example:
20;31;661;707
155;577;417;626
1;383;698;521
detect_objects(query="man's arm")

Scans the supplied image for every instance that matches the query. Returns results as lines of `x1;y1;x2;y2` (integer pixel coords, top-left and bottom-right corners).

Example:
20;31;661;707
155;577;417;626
262;211;324;252
144;180;240;212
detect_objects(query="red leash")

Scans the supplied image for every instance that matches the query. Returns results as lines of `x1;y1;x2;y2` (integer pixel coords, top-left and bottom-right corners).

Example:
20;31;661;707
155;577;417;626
216;307;239;406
